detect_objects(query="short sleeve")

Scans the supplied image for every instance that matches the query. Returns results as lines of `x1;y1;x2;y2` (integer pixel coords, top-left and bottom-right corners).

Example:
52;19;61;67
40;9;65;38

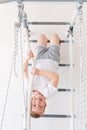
42;83;58;99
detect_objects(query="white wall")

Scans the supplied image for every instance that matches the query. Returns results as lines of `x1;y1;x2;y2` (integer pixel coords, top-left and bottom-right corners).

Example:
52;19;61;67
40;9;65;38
0;2;87;130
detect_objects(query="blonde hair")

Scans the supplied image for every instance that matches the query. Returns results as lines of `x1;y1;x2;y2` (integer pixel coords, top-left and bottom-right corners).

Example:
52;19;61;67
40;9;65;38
30;106;46;118
31;111;42;118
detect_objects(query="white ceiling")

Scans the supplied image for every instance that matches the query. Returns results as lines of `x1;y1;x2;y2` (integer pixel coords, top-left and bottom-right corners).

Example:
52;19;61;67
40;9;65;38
0;0;87;4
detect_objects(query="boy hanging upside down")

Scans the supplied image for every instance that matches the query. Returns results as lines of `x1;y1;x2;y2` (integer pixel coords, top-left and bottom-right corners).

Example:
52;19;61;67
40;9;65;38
23;33;60;118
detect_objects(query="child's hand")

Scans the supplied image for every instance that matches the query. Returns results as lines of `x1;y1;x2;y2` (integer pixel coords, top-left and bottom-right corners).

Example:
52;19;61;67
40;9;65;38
27;50;34;59
26;50;34;60
23;50;34;78
31;67;39;75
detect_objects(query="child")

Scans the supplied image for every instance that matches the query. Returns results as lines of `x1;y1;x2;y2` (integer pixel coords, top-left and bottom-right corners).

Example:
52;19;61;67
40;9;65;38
23;33;60;118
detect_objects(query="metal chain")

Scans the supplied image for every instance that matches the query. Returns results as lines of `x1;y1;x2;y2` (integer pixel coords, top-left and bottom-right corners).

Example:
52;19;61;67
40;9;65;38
24;22;36;130
77;4;87;130
14;22;28;130
20;3;35;130
17;2;33;130
16;2;27;114
0;14;27;130
0;2;33;130
0;26;19;130
19;27;28;130
67;3;85;130
0;12;22;129
23;25;33;130
14;24;19;77
68;29;75;130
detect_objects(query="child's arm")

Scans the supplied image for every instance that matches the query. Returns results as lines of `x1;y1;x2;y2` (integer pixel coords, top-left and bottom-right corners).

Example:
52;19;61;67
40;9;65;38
31;67;59;87
23;50;34;78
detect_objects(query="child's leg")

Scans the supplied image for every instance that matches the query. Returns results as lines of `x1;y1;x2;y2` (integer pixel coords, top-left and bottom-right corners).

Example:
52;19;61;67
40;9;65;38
37;34;48;47
47;33;60;63
50;33;60;46
35;34;48;59
35;33;60;63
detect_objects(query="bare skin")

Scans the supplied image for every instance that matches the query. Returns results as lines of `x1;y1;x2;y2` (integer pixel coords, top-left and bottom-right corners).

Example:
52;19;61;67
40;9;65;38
31;90;46;115
23;50;34;78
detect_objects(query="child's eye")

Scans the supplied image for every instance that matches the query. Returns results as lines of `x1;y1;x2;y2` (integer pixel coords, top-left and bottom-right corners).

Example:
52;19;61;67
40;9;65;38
32;105;36;108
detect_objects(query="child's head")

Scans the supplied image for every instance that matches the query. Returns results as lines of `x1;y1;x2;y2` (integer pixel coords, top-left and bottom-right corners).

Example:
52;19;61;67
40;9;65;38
31;91;46;118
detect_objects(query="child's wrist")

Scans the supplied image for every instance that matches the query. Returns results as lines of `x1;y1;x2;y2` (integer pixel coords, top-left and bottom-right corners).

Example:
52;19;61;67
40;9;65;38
38;69;41;75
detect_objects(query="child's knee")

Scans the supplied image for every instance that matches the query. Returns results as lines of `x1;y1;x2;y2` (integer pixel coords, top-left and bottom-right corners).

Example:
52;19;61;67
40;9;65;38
50;33;60;45
37;34;48;46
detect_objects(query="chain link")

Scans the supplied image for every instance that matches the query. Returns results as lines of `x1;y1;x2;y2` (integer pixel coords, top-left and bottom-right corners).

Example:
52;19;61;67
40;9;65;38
0;2;29;130
76;4;87;130
14;24;19;77
19;27;28;130
17;2;33;130
0;25;19;130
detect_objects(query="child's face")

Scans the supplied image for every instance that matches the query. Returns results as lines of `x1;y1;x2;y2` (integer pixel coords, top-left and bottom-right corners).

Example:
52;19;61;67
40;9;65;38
31;93;46;115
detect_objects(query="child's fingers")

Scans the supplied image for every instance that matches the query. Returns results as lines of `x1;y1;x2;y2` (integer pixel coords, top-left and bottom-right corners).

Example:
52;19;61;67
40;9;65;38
27;50;34;58
31;67;36;75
